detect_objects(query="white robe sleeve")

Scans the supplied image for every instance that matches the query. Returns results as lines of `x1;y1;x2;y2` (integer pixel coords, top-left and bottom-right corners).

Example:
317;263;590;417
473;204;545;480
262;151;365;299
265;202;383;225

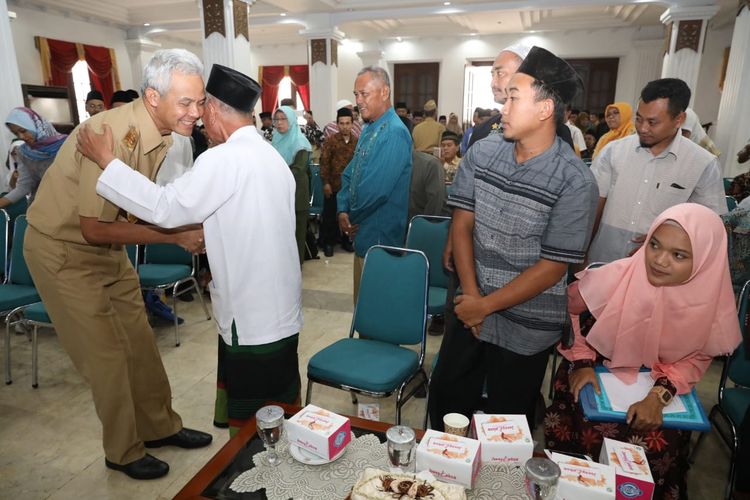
96;153;236;228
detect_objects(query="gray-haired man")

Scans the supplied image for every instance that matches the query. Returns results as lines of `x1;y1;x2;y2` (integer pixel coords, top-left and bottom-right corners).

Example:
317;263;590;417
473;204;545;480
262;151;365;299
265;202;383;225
24;49;212;481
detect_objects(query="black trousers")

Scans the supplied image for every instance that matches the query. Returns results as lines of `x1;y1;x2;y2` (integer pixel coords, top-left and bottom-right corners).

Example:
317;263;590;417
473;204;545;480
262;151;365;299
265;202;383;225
321;191;340;246
428;272;550;430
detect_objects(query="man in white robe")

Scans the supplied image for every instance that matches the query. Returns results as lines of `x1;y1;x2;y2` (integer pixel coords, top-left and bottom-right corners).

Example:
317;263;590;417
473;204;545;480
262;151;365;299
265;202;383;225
76;64;303;435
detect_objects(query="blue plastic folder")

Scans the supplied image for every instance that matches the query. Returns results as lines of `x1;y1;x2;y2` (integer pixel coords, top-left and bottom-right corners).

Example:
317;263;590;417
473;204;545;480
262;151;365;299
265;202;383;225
578;366;711;432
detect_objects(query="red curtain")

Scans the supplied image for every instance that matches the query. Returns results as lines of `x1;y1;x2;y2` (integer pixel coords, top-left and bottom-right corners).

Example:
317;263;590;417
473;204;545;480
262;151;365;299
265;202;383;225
83;45;115;107
288;65;310;111
46;39;79;87
260;66;286;113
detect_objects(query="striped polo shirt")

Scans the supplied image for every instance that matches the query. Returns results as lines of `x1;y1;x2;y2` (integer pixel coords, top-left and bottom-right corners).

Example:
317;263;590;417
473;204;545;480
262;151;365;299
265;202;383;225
449;134;599;355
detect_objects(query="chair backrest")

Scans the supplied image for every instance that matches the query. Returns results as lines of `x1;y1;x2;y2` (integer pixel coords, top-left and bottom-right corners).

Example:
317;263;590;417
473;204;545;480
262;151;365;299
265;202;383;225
729;279;750;387
352;245;429;347
309;163;324;215
8;215;34;286
726;195;738;212
144;243;193;266
405;215;451;289
724;177;733;193
0;209;9;281
1;194;28;223
126;245;139;268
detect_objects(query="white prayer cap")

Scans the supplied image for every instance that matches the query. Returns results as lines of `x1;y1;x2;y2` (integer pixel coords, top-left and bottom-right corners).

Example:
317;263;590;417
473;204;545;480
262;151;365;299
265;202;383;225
501;43;531;60
336;99;353;111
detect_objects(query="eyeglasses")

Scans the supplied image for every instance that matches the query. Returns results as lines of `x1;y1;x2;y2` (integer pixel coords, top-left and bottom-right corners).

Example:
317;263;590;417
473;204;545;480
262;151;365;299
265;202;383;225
272;117;288;123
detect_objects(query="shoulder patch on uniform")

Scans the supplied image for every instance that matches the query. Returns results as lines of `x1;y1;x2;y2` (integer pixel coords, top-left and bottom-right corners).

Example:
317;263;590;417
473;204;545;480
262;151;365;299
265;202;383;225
122;126;139;152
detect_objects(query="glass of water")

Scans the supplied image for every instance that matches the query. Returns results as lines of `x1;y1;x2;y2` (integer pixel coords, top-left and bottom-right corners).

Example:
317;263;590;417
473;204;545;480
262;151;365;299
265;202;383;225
256;405;285;466
525;457;560;500
386;425;416;472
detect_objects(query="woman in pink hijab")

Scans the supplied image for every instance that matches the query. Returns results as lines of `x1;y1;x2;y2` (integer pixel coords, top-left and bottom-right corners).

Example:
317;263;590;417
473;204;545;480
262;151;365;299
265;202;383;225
545;203;742;499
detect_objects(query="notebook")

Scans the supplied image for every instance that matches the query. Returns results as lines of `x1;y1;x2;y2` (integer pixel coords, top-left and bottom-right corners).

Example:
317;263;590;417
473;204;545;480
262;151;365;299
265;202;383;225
578;366;710;432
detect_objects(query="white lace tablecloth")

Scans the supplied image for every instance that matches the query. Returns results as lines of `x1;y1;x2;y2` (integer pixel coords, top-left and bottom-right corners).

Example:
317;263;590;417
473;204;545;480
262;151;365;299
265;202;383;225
230;434;530;499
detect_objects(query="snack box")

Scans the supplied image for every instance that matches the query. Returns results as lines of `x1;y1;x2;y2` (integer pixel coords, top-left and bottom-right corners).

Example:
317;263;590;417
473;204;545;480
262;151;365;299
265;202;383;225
471;414;533;464
546;450;615;500
415;430;481;489
599;438;654;500
284;404;351;460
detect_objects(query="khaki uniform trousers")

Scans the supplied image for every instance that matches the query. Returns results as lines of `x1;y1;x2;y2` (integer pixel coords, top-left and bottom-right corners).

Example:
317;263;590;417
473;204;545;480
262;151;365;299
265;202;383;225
24;226;182;464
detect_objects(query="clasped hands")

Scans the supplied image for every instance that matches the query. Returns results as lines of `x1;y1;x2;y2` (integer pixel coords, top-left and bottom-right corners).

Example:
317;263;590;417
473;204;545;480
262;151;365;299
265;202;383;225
454;291;490;339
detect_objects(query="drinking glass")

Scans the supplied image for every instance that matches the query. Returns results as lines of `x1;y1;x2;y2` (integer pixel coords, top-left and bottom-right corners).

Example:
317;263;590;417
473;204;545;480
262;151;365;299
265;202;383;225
256;405;285;466
525;457;560;500
386;425;416;472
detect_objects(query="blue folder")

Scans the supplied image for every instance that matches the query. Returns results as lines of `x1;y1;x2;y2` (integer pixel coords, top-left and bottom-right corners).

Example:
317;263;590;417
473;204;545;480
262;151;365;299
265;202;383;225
578;366;710;432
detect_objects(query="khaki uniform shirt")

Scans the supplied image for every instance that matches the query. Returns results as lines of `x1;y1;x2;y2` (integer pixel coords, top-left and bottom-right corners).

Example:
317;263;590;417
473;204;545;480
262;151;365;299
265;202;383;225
27;99;173;244
412;117;446;153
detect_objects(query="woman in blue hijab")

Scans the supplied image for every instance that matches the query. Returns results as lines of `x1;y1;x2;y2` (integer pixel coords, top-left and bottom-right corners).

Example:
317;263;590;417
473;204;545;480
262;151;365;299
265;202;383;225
272;106;312;264
3;107;67;207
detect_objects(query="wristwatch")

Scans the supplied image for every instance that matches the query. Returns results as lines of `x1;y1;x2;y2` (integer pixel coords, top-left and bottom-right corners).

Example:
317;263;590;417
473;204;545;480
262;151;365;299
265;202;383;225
649;385;673;406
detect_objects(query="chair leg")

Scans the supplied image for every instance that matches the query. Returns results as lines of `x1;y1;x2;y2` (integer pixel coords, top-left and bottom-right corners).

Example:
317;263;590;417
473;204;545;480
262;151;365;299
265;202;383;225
190;277;211;320
423;371;430;430
4;317;11;385
305;380;313;405
172;284;180;347
350;390;358;405
31;324;38;389
548;349;558;399
726;420;740;500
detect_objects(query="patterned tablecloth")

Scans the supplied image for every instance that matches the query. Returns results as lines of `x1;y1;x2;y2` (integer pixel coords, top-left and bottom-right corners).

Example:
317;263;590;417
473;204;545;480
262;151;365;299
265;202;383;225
230;433;531;499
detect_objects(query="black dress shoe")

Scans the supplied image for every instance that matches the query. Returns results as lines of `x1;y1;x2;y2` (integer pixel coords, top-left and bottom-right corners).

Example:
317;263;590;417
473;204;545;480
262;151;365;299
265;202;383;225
324;245;334;257
105;454;169;480
145;428;213;449
341;241;354;253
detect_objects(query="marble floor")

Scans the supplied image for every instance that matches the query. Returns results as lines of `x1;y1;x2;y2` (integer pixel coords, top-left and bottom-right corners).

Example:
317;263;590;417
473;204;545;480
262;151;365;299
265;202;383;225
0;249;737;499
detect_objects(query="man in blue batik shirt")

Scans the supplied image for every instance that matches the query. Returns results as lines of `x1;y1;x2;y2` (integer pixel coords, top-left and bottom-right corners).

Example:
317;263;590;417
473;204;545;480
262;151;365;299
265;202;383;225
337;66;413;302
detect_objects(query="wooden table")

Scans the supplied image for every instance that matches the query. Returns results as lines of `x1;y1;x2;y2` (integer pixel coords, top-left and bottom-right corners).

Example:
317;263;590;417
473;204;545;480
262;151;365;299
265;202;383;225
174;403;425;499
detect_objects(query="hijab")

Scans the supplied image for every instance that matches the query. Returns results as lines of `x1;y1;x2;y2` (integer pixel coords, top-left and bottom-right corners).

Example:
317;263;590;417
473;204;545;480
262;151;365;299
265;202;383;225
576;203;742;392
592;102;636;159
5;107;67;164
682;108;720;156
446;113;462;136
271;106;311;165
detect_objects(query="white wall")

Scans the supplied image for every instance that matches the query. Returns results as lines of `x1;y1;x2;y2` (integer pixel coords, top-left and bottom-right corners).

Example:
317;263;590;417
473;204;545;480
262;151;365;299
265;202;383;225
9;5;135;90
250;27;672;126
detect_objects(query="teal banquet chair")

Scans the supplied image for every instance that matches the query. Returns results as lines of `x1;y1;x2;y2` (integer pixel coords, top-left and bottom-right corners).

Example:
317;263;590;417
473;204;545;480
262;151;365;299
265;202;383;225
137;243;211;346
692;279;750;499
727;195;739;212
306;245;430;424
3;215;41;385
405;215;451;320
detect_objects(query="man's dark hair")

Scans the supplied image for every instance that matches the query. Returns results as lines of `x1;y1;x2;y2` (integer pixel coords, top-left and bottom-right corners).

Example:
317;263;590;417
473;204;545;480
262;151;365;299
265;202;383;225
473;106;483;115
413;110;424;118
571;108;580;115
531;80;565;127
477;108;492;118
640;78;691;117
279;98;295;107
305;109;313;115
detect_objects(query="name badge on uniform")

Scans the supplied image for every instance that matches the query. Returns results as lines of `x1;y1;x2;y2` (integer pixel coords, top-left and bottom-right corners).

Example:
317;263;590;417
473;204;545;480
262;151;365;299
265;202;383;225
122;126;139;152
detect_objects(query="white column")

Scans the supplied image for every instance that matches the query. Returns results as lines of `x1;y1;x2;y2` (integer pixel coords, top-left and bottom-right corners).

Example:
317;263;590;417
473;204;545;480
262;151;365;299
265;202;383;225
615;39;663;108
0;2;24;166
304;29;343;127
199;0;253;79
125;37;162;92
715;5;750;177
660;5;718;106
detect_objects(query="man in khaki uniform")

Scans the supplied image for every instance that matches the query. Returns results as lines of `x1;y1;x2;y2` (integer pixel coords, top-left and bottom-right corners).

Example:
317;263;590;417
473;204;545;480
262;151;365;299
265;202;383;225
412;99;446;153
23;49;212;480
